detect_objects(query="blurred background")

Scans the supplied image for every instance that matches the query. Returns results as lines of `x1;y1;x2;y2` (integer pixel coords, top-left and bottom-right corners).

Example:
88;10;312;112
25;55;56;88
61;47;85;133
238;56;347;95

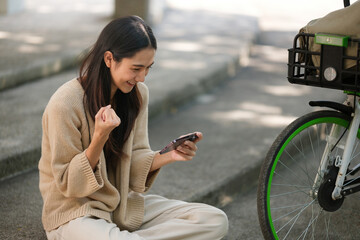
0;0;352;239
0;0;343;90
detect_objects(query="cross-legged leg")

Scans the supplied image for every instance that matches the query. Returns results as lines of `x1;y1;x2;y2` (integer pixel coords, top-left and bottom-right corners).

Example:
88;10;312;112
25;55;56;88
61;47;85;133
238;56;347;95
136;194;229;240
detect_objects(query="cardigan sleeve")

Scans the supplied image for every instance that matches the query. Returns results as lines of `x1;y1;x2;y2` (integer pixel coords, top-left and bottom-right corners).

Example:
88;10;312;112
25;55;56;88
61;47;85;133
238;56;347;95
43;96;104;198
129;83;160;193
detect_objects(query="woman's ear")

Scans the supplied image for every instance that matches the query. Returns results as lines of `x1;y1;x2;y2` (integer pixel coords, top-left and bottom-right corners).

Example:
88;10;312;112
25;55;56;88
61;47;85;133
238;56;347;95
104;51;113;68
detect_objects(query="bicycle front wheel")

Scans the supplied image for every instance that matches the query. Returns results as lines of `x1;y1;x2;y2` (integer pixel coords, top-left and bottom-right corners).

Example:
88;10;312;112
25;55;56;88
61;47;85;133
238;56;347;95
257;110;360;239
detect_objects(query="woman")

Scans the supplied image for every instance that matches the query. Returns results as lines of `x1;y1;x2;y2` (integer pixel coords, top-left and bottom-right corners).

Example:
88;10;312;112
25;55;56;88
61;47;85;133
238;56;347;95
39;16;228;240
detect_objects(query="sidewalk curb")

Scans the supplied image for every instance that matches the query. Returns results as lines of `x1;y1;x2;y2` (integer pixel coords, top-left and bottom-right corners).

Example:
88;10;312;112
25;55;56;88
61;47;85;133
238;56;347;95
0;50;88;91
148;56;241;119
187;159;262;207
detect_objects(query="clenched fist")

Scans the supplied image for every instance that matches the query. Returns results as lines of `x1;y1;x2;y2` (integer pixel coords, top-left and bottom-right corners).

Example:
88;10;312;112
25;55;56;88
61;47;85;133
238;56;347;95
94;105;121;140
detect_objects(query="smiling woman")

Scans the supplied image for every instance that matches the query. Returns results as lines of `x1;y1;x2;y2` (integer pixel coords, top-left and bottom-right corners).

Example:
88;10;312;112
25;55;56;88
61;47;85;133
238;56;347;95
78;16;157;171
38;15;228;240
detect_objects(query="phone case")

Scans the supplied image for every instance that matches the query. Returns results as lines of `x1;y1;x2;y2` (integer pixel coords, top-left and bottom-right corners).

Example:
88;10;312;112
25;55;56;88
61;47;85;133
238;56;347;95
159;134;198;154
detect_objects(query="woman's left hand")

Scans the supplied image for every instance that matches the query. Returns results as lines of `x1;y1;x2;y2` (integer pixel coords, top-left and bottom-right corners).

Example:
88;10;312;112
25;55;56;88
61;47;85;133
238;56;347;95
170;132;203;162
150;132;203;172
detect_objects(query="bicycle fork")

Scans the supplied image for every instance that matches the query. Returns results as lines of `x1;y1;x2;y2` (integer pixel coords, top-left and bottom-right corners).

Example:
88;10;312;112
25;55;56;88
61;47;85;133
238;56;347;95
312;96;360;200
332;98;360;199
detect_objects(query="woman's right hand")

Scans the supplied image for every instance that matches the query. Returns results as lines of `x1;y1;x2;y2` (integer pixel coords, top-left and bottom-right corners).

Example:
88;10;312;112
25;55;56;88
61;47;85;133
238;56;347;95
94;105;121;141
86;105;120;170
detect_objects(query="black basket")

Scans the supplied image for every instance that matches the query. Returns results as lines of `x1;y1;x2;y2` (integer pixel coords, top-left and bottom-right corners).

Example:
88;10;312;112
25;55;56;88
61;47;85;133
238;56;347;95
288;33;360;92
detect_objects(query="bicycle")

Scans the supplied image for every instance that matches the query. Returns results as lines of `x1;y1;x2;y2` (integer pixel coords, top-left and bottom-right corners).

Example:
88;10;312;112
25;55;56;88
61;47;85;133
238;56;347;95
256;1;360;239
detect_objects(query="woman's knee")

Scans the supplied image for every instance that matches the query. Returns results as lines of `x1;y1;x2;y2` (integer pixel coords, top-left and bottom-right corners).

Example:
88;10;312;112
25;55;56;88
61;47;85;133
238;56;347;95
193;204;229;238
210;207;229;238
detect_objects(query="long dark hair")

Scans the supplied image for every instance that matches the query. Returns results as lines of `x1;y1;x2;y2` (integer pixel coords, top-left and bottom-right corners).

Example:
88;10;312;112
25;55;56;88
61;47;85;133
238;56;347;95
79;16;157;164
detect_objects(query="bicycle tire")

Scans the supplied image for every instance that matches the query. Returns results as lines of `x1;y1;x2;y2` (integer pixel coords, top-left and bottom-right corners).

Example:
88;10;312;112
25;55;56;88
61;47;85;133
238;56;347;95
257;110;360;239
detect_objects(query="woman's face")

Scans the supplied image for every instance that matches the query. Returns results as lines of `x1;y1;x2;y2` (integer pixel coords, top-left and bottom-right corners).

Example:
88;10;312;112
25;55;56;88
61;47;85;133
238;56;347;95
104;47;155;97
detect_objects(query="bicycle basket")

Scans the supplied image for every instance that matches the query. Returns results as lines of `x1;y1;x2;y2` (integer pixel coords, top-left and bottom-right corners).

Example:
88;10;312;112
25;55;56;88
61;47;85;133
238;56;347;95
288;33;360;92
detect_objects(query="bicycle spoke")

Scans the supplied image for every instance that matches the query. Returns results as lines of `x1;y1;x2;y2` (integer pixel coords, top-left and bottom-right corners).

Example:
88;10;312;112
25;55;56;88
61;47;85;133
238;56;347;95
272;183;310;188
310;204;321;239
307;126;317;162
298;130;314;189
350;150;360;163
273;171;312;196
310;125;321;187
277;199;316;236
277;160;311;189
271;189;309;198
286;124;334;190
324;212;331;240
272;203;310;210
296;208;322;240
284;145;316;187
347;162;360;176
283;210;303;240
273;205;307;222
343;175;360;187
350;139;360;161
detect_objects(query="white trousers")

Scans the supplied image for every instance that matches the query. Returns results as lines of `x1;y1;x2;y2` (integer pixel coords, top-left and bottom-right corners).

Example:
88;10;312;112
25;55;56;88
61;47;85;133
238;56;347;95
46;194;229;240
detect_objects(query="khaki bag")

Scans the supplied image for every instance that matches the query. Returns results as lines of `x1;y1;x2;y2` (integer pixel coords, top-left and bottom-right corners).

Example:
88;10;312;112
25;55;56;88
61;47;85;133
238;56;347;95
300;0;360;69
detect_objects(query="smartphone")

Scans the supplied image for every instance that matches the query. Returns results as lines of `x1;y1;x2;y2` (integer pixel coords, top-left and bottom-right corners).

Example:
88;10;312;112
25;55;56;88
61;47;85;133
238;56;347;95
159;133;199;155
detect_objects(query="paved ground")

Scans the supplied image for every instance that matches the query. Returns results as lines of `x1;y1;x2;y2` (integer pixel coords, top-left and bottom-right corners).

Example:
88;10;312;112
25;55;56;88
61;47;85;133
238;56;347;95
222;189;260;240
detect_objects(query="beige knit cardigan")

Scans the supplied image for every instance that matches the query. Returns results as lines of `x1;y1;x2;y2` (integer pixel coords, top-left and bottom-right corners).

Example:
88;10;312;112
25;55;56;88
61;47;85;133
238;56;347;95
38;79;159;232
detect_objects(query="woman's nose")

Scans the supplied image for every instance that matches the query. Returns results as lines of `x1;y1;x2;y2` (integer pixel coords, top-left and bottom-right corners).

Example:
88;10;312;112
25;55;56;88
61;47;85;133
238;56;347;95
135;70;146;82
